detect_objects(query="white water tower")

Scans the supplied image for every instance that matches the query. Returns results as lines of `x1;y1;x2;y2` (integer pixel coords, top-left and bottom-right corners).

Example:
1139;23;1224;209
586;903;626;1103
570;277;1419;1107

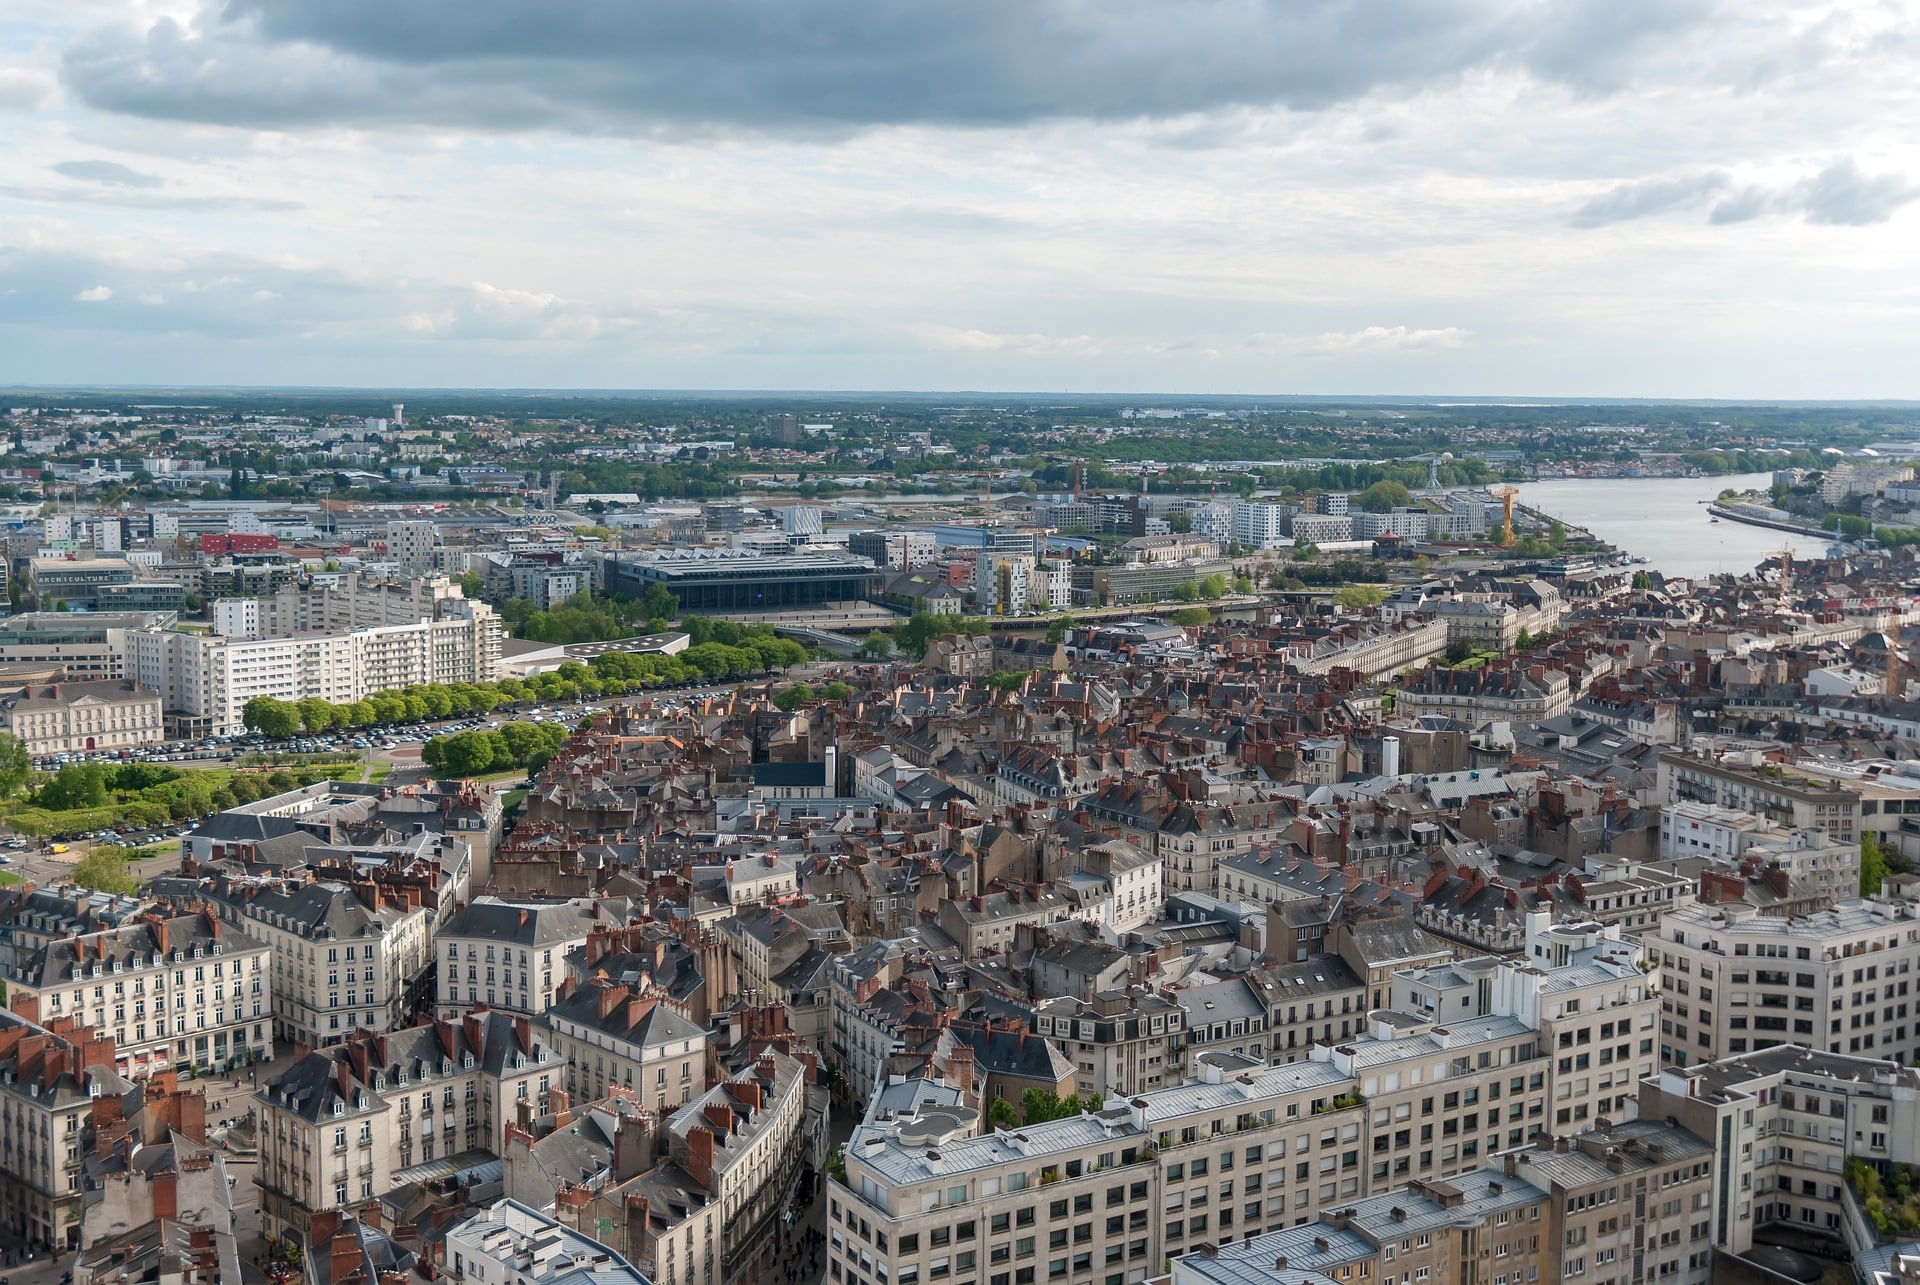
392;401;405;427
1381;735;1401;778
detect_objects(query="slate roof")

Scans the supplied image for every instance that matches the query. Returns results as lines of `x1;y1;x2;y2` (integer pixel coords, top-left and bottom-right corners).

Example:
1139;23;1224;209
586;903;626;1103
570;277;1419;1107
442;897;603;947
538;979;706;1049
260;1010;548;1124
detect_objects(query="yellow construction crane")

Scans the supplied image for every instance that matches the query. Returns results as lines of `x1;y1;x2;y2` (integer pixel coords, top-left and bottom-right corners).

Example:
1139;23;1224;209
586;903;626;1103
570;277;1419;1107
1488;485;1520;547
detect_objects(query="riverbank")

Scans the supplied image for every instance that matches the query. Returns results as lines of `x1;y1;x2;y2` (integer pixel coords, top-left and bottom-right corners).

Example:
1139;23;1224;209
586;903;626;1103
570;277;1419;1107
1705;502;1829;539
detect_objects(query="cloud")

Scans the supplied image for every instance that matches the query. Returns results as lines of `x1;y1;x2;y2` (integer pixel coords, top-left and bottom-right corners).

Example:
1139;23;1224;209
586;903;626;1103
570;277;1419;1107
73;285;113;301
1796;159;1920;226
913;325;1101;356
1573;172;1728;226
1309;325;1469;355
1710;159;1918;226
0;67;55;110
53;160;163;188
57;0;1722;135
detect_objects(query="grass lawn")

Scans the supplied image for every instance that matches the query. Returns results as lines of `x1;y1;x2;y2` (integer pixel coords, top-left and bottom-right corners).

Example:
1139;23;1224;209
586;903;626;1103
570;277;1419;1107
364;761;394;784
471;766;533;786
0;872;21;887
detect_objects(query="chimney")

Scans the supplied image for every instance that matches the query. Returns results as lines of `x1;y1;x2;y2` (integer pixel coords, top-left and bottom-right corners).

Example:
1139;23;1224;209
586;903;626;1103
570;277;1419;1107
685;1126;716;1188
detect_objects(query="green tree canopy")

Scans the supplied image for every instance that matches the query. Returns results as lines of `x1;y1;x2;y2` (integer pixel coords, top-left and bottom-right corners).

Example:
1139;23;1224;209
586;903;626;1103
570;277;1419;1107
1357;480;1413;512
0;732;30;798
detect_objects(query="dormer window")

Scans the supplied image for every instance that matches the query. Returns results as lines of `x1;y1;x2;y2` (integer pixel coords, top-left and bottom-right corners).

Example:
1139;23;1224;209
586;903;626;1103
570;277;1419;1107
192;947;203;960
374;1074;386;1090
514;1054;525;1070
463;1054;474;1070
212;943;222;956
333;1100;344;1117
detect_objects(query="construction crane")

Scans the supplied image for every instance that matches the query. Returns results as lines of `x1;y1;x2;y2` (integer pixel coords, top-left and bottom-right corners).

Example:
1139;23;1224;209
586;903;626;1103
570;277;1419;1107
1488;485;1520;547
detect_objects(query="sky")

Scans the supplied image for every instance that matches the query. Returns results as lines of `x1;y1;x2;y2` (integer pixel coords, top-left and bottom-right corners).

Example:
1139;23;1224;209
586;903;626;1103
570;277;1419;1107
1;0;1918;398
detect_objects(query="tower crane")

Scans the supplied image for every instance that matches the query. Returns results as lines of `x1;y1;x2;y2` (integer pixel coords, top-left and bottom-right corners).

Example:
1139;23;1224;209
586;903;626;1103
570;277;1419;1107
1488;485;1520;548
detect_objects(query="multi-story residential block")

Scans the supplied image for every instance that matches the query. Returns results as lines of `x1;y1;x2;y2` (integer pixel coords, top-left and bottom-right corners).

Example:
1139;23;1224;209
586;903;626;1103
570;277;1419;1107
6;910;272;1075
203;875;433;1049
0;679;164;756
0;1010;116;1253
1156;800;1292;896
120;598;503;736
1231;501;1293;550
831;1098;1155;1285
660;1048;812;1284
255;1012;554;1240
1250;956;1369;1062
1075;842;1164;934
1642;1044;1920;1252
1393;912;1659;1132
1652;880;1920;1068
1033;990;1186;1098
536;977;708;1114
1658;750;1861;846
437;897;603;1018
1660;802;1860;902
1172;1118;1712;1285
446;1198;650;1285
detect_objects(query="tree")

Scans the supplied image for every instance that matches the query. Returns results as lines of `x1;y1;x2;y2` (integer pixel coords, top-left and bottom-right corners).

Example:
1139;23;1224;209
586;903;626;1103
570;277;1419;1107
1169;608;1210;626
456;570;485;599
1166;509;1193;534
773;683;814;712
243;697;301;739
821;681;853;701
857;630;894;661
1515;628;1533;652
1445;637;1473;665
1864;833;1889;896
1333;584;1386;610
1045;615;1078;644
1198;573;1228;598
642;582;680;622
1631;571;1651;591
1548;519;1567;549
1357;480;1413;512
1171;580;1200;602
0;732;29;798
72;849;137;897
988;1096;1018;1130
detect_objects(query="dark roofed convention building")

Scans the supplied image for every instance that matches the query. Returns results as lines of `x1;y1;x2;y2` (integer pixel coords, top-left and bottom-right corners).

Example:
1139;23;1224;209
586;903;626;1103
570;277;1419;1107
605;549;880;612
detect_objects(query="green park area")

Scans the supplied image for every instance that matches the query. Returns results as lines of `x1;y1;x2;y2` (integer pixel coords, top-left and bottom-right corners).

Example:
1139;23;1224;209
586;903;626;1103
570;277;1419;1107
0;754;343;843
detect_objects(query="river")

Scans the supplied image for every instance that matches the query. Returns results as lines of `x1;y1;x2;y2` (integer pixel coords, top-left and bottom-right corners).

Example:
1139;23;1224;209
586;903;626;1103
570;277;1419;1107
1515;473;1832;580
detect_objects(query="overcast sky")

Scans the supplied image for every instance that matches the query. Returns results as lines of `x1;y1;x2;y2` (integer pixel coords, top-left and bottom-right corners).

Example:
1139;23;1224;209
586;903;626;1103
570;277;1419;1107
2;0;1917;397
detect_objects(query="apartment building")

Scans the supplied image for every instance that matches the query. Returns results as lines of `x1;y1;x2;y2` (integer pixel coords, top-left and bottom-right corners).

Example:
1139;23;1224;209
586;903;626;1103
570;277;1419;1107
537;978;709;1114
205;876;433;1048
1392;913;1659;1131
1174;1118;1712;1285
0;1011;116;1253
663;1048;813;1283
1156;801;1293;896
446;1199;650;1285
831;1100;1157;1285
1033;990;1186;1099
6;910;272;1075
119;597;502;735
1141;1054;1370;1252
1641;1044;1920;1253
1657;750;1861;846
1654;881;1920;1068
437;897;604;1018
255;1011;554;1240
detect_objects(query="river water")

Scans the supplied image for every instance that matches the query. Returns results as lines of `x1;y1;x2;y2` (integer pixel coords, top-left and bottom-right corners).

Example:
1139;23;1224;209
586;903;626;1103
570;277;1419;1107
1515;473;1832;580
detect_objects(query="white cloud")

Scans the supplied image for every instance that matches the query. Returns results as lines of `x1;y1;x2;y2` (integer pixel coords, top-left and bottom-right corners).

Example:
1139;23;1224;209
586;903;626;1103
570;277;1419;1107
1308;326;1470;356
73;284;113;301
0;1;1913;393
